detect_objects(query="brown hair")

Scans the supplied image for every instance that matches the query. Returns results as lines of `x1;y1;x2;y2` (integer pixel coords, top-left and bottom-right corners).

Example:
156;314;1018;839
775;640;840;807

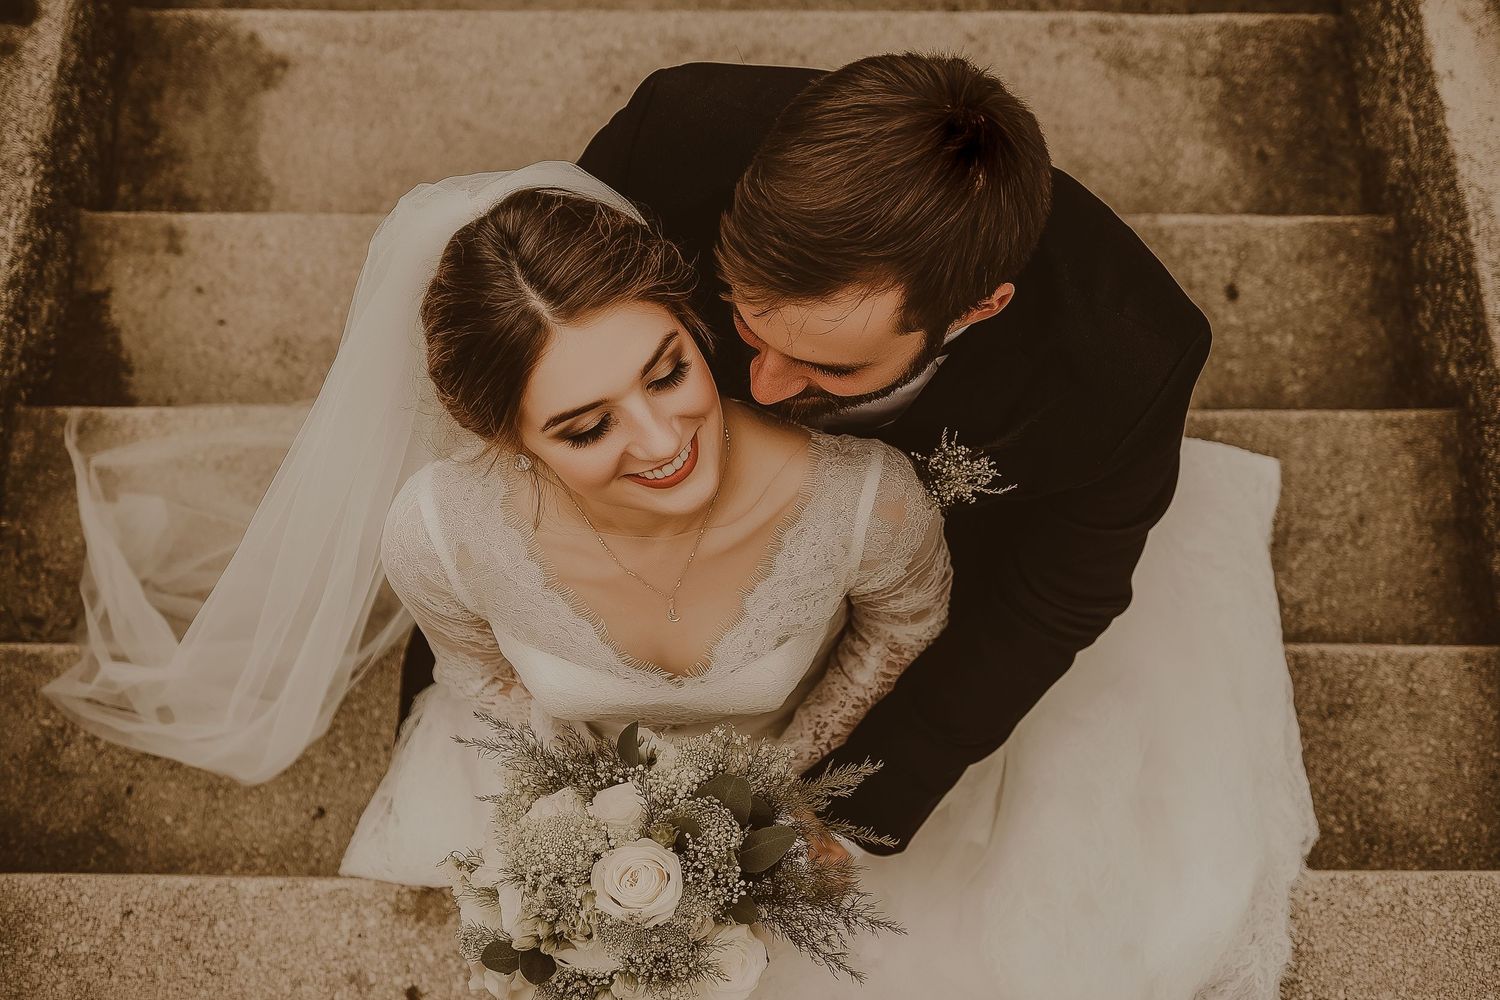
421;188;711;463
716;52;1053;349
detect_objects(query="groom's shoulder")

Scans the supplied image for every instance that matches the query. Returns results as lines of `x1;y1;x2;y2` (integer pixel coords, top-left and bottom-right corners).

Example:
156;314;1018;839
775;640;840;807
1042;169;1210;343
579;63;823;194
624;62;824;124
1025;169;1211;399
930;170;1210;486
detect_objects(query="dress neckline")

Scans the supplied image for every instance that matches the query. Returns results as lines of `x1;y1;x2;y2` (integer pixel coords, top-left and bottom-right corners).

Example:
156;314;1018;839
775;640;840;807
496;432;829;686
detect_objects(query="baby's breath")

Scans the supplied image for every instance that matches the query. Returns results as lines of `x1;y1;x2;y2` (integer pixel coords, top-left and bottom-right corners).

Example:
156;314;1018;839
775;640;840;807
448;719;901;995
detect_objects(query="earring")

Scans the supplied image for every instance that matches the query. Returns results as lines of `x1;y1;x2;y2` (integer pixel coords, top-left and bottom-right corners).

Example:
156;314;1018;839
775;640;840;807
513;453;533;472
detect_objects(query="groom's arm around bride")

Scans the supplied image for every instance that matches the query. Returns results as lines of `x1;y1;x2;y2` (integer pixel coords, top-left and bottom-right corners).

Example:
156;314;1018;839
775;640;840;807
575;54;1212;852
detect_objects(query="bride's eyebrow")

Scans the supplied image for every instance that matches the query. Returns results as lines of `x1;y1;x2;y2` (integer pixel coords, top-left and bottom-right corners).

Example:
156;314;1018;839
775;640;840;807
540;331;681;432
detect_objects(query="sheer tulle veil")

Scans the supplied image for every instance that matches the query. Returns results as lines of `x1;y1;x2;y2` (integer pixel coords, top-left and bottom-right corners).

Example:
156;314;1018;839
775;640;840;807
43;162;645;784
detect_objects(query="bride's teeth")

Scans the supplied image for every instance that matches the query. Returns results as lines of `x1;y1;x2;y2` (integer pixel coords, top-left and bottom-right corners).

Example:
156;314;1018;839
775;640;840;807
638;441;692;480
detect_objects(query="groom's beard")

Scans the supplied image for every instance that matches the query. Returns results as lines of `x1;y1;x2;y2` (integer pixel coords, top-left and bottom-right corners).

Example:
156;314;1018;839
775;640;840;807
769;342;939;424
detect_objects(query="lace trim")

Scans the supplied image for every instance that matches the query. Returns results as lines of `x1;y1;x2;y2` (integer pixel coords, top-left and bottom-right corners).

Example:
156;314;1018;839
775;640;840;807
495;434;828;684
430;433;884;689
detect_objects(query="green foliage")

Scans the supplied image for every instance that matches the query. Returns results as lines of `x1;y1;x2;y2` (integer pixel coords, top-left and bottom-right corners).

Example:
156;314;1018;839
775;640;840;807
728;897;760;925
481;940;520;975
617;721;641;767
739;825;797;874
696;774;752;826
518;948;557;985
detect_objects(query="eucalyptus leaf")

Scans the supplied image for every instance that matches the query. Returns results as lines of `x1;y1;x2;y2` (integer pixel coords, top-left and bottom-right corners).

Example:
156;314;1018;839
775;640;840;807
518;949;557;985
480;940;520;975
748;794;775;828
728;897;760;924
739;824;798;874
696;774;752;825
617;721;641;768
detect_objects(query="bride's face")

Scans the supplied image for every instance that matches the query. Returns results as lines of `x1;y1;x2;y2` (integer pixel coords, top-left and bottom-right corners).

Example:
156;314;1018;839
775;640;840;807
517;301;724;526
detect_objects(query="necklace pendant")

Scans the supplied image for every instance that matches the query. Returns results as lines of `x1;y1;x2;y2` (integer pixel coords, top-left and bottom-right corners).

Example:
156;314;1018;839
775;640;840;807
666;599;681;624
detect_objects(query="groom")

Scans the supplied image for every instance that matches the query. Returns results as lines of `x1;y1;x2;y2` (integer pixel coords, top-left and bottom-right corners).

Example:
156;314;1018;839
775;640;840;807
402;53;1211;853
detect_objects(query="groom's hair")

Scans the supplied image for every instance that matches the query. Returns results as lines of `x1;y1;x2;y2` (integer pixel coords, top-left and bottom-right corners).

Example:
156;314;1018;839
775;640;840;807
716;53;1052;349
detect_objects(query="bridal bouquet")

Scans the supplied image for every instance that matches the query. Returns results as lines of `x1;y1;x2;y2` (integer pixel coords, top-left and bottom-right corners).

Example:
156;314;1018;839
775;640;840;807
441;719;901;1000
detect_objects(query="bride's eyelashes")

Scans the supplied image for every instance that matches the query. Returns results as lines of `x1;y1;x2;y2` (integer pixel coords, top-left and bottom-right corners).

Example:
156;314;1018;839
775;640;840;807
558;357;693;449
649;356;692;392
563;415;614;449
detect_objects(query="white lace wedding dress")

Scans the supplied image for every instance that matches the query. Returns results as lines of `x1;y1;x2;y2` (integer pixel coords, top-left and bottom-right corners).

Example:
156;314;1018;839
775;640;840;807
340;430;1318;1000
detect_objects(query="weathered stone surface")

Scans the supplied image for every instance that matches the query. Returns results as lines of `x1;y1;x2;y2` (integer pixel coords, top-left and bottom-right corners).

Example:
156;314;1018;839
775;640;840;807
1291;644;1500;870
113;10;1366;215
1344;0;1500;637
0;0;122;510
0;403;304;643
5;407;1486;646
138;0;1337;11
41;212;1420;410
1285;870;1500;999
0;874;466;1000
0;871;1495;998
0;642;402;875
1187;409;1493;645
1135;215;1423;410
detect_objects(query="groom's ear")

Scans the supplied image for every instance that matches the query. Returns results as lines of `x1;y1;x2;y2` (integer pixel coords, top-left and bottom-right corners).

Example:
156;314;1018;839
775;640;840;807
953;283;1016;329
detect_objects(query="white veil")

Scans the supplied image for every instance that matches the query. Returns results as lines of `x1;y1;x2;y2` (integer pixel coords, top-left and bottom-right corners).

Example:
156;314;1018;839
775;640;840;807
43;162;646;784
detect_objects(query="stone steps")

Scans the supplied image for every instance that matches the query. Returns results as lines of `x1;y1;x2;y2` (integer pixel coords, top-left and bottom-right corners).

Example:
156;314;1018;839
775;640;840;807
3;641;1495;875
0;870;1496;998
0;644;402;877
136;0;1339;14
43;212;1419;410
4;406;1487;647
114;10;1366;215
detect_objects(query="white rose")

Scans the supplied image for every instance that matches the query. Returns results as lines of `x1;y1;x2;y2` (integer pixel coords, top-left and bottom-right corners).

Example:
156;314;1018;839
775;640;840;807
590;839;684;927
525;786;587;821
689;912;717;941
553;936;620;974
637;727;680;771
467;962;538;1000
694;923;768;1000
492;880;545;948
589;782;647;835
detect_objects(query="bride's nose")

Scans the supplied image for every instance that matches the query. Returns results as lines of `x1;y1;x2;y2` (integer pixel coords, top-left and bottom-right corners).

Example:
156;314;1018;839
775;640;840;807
627;406;683;465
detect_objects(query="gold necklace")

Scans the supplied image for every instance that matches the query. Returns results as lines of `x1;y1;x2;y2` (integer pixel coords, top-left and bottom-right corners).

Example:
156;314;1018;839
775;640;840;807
563;425;729;623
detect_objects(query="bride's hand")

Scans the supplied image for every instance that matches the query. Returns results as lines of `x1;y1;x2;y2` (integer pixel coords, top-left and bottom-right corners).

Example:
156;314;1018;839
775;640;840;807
808;830;851;865
794;808;851;865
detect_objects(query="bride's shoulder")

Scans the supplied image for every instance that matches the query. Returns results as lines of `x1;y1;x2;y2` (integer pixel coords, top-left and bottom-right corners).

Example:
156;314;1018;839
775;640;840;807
808;429;920;489
386;453;510;537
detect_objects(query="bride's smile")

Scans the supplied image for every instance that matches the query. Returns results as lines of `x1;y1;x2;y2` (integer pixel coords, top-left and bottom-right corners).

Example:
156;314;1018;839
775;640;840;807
624;431;699;488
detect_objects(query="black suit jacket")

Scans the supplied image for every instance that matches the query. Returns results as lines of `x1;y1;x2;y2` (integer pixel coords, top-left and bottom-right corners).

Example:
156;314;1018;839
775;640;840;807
578;62;1212;852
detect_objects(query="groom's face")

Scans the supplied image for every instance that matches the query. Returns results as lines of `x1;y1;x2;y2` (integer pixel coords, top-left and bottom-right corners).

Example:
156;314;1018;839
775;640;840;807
729;286;933;422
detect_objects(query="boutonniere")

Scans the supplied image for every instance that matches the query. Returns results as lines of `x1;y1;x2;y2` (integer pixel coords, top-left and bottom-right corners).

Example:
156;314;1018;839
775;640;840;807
910;428;1018;510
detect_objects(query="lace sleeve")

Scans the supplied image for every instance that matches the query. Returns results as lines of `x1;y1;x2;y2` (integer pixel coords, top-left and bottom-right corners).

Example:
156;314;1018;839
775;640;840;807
381;476;533;727
779;444;953;771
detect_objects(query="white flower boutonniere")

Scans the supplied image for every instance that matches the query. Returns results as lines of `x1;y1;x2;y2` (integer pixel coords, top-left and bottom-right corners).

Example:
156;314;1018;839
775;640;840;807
911;428;1018;510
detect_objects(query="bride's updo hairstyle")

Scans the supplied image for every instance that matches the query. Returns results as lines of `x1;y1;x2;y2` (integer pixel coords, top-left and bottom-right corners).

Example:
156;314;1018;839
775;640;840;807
421;187;711;463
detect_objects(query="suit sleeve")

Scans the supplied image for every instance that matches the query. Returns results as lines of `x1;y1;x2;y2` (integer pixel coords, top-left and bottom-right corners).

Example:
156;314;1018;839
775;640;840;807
808;319;1211;854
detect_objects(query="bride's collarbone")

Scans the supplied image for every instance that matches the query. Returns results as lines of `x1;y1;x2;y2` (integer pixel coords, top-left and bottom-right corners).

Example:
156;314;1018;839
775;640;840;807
523;418;814;675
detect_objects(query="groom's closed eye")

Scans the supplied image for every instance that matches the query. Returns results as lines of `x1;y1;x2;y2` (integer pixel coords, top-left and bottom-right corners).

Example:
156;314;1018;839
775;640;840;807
731;306;871;379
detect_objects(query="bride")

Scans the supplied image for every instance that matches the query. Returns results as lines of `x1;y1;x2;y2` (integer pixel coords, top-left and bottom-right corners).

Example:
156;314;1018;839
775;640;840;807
45;162;1317;999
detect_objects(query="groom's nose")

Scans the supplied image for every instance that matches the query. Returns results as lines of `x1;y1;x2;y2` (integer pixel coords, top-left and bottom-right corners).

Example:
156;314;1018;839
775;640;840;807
748;348;810;405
